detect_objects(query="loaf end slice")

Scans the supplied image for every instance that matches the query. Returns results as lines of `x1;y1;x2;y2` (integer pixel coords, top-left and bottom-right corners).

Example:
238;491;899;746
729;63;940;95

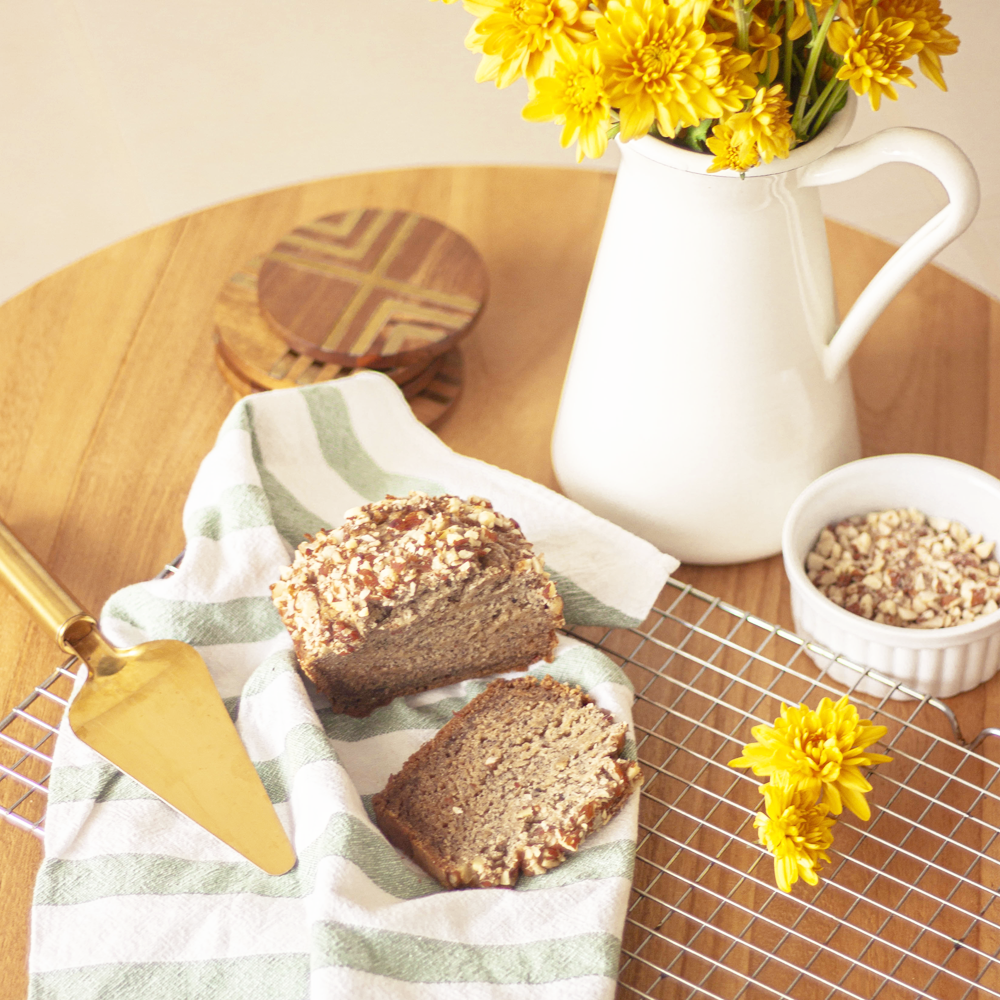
270;492;564;716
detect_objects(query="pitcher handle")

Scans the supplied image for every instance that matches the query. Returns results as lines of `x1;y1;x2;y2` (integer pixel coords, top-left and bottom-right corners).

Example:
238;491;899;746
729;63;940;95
800;127;979;382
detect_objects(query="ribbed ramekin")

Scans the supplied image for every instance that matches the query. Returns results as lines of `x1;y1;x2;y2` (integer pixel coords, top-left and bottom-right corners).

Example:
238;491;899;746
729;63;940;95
782;454;1000;700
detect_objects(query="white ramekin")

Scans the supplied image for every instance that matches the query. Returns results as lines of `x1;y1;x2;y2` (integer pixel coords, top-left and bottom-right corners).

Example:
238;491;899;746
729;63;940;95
782;454;1000;700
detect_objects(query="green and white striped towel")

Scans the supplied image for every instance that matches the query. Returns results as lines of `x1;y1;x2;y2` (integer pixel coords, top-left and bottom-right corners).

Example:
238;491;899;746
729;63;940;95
29;372;678;1000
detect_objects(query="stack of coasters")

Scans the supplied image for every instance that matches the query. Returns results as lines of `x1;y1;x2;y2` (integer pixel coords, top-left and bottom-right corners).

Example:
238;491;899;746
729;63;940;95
212;208;487;428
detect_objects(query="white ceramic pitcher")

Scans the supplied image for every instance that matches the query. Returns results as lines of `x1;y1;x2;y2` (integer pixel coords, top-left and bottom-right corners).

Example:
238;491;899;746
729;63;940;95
551;95;979;565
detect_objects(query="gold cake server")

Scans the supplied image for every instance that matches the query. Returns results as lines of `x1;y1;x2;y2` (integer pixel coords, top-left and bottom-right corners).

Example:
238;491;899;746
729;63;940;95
0;519;296;875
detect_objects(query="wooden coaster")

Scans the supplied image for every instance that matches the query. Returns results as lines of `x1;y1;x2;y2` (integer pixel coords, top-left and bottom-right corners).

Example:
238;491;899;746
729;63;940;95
213;338;463;429
257;208;488;368
215;346;257;400
396;349;446;401
214;256;431;391
408;345;464;429
214;329;446;399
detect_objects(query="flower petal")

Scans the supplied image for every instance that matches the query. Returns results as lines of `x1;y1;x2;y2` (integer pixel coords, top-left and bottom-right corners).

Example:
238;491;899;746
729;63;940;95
823;780;844;815
839;784;872;821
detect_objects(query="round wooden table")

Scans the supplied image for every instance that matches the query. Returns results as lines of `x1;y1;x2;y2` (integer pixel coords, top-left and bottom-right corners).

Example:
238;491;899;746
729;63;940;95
0;165;997;997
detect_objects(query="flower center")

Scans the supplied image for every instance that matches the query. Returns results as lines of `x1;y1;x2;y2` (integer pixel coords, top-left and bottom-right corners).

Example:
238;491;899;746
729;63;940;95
718;142;748;171
636;41;680;81
802;732;843;781
780;806;804;842
566;70;603;113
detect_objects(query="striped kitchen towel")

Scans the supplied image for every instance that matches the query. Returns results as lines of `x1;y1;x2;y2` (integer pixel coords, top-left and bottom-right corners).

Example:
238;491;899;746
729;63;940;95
29;372;678;1000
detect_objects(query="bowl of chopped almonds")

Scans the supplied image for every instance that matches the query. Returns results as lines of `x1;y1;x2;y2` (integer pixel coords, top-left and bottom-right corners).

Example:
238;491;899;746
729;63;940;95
782;454;1000;700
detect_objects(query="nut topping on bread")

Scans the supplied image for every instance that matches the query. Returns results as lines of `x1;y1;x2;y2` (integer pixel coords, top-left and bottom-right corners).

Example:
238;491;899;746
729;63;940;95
271;492;564;716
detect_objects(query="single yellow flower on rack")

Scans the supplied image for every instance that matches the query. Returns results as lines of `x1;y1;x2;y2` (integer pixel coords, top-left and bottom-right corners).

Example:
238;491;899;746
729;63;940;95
596;0;724;140
729;694;892;821
754;776;836;892
828;7;922;111
523;38;613;160
464;0;598;89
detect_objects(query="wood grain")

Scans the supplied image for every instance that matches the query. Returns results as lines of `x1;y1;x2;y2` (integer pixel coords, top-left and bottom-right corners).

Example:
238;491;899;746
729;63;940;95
0;164;996;998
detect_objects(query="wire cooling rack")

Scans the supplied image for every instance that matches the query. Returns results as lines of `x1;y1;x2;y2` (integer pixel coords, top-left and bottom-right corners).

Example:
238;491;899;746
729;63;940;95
567;579;1000;1000
3;575;1000;998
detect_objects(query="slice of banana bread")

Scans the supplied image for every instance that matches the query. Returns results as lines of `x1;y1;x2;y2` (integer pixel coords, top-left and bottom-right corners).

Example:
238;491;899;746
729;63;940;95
270;492;564;716
372;674;643;889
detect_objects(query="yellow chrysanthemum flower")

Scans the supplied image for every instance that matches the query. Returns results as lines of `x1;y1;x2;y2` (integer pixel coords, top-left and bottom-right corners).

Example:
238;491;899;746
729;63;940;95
596;0;724;141
730;694;892;821
712;43;757;114
828;7;921;111
754;776;836;892
464;0;597;88
743;83;794;163
706;114;759;173
859;0;959;90
523;39;612;161
748;14;783;78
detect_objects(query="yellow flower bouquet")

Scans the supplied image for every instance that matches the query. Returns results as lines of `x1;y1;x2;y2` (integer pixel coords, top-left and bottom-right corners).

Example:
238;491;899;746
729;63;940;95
431;0;959;173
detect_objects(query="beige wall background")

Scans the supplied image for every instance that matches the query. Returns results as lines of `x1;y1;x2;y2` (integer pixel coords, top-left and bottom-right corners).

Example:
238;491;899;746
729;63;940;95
1;0;996;305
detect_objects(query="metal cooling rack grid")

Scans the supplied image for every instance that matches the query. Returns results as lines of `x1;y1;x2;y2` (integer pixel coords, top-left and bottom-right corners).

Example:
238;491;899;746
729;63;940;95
0;661;75;837
3;574;1000;998
567;577;1000;1000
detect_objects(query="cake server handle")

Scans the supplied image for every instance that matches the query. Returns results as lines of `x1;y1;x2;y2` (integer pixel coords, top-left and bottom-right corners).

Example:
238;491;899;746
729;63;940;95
0;519;97;654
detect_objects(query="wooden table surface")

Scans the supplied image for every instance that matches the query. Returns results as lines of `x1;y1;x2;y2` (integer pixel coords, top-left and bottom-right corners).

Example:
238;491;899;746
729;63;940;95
0;164;997;997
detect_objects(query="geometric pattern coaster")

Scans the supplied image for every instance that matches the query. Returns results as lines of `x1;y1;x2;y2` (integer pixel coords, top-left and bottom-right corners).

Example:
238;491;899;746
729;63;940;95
214;255;432;392
257;208;489;369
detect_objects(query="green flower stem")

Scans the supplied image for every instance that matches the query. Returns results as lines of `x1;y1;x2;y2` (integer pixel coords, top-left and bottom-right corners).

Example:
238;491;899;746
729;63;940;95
782;0;795;97
732;0;751;51
791;2;839;134
810;64;822;102
805;0;821;32
800;74;840;134
807;80;849;139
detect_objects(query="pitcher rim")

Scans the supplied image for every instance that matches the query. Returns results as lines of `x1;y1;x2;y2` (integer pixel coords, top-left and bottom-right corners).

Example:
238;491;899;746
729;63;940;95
615;91;858;178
